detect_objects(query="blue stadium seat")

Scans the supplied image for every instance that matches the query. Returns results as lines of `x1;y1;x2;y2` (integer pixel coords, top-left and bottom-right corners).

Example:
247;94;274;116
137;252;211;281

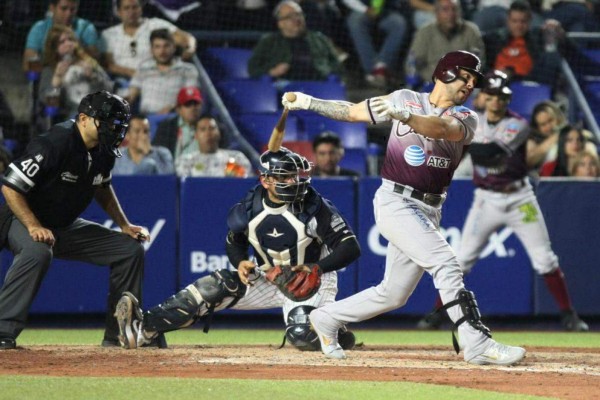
340;148;367;176
300;115;367;149
284;79;346;100
203;47;253;81
147;112;177;140
218;80;278;115
237;113;299;151
509;81;552;121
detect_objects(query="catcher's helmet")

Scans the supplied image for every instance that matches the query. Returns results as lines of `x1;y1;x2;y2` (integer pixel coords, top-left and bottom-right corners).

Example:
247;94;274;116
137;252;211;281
259;147;312;204
78;90;131;157
285;306;320;351
482;69;512;97
432;50;484;88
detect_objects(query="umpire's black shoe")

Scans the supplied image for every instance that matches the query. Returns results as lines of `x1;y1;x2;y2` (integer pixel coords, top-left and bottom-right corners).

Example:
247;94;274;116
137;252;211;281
0;337;16;350
561;310;589;332
416;310;449;330
101;339;120;347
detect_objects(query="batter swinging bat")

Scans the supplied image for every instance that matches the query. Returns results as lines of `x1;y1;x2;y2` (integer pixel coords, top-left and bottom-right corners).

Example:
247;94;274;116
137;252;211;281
267;105;290;152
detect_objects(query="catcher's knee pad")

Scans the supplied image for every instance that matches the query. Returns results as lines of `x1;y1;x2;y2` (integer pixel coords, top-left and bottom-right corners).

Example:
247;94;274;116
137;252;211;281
454;289;491;338
286;306;320;351
192;269;247;310
143;285;203;333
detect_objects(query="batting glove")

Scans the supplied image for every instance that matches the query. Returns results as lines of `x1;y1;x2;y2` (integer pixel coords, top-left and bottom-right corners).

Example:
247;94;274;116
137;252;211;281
370;97;410;122
282;92;313;110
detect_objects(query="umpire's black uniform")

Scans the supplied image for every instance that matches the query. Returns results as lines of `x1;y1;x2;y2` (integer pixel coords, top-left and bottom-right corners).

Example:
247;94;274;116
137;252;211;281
0;120;144;346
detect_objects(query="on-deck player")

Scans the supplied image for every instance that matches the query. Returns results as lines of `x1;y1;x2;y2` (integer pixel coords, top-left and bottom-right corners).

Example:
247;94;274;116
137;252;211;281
282;50;527;365
416;70;589;332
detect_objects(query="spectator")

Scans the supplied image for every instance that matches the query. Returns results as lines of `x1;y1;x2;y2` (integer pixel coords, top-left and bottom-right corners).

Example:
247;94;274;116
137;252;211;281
539;125;587;177
471;0;512;34
101;0;197;81
482;0;563;85
527;100;566;170
408;0;485;85
39;25;112;121
409;0;436;29
342;0;409;88
570;151;600;178
175;115;253;177
113;114;174;175
127;29;199;114
153;86;203;159
541;0;599;32
247;1;340;81
300;0;351;55
312;131;360;177
22;0;99;71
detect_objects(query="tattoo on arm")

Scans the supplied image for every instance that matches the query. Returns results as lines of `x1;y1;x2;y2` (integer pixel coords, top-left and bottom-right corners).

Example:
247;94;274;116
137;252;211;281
309;99;351;121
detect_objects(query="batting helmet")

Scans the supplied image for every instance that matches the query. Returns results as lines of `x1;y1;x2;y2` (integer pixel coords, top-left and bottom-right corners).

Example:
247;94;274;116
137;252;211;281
78;90;131;157
482;69;512;97
285;306;320;351
259;147;312;204
432;50;484;88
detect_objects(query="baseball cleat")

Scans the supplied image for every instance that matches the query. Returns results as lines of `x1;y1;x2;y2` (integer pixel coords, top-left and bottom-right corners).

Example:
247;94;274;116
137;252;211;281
115;292;142;349
561;310;589;332
467;340;526;366
309;309;346;359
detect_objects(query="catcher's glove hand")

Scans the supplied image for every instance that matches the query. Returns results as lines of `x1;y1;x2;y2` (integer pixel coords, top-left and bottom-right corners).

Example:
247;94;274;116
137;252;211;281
265;264;322;302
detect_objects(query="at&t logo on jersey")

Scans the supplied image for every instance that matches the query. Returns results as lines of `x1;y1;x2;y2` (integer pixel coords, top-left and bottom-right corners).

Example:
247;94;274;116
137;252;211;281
404;145;426;166
427;156;451;168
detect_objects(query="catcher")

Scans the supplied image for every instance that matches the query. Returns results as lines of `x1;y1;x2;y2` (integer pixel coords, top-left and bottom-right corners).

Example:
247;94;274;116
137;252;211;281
115;109;361;351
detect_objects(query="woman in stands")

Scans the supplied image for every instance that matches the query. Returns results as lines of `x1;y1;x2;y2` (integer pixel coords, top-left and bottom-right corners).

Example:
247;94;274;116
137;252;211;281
39;25;113;123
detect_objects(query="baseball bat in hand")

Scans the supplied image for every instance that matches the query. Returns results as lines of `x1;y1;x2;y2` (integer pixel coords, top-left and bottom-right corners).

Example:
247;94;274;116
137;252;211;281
267;107;289;152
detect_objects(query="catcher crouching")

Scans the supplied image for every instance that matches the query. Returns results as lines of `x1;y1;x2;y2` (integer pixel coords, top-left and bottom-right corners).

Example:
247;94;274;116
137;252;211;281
115;147;361;352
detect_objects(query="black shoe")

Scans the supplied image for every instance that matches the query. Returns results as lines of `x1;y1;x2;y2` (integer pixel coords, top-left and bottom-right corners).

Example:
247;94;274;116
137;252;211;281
338;328;356;350
141;333;168;349
416;310;449;330
101;339;120;347
0;337;16;349
561;310;589;332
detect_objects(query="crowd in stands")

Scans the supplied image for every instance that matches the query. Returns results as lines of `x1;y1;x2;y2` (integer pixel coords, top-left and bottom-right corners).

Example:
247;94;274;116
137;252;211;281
3;0;598;181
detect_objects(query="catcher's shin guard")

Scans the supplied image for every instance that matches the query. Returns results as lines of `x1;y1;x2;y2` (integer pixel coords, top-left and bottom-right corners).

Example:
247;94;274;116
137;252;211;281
433;289;492;353
142;285;204;333
284;306;356;351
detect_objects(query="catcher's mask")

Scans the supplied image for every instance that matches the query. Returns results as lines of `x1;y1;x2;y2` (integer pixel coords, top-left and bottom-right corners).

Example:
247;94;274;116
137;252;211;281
78;90;131;157
259;147;312;204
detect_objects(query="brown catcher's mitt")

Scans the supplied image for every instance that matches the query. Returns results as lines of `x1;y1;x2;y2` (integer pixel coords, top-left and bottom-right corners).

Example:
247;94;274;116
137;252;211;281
265;264;322;301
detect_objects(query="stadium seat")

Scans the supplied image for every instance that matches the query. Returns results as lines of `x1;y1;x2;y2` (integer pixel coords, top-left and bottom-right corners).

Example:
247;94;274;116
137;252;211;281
300;115;367;149
284;79;346;100
203;47;253;81
217;80;278;115
340;148;367;176
238;113;299;151
509;81;552;121
147;112;176;140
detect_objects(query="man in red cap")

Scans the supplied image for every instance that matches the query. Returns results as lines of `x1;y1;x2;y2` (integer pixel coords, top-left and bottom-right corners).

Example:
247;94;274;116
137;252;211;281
153;86;203;159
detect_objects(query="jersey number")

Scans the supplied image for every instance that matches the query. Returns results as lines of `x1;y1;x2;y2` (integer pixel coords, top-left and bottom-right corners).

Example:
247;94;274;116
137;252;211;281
20;159;40;178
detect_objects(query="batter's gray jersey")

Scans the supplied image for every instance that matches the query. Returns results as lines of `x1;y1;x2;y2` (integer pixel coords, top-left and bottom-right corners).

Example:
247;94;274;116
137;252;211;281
374;89;478;194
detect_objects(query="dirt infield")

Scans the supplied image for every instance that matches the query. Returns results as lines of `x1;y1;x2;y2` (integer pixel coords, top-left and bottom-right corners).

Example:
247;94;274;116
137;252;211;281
1;344;599;399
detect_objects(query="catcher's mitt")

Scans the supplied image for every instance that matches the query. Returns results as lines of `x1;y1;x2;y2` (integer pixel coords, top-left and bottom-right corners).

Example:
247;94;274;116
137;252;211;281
265;264;322;301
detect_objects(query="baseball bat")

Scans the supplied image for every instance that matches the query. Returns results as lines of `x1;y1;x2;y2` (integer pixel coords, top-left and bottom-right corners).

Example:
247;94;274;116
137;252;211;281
267;108;289;152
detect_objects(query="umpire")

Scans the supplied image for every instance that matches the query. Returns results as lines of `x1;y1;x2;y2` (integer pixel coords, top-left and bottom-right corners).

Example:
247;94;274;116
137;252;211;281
0;91;148;350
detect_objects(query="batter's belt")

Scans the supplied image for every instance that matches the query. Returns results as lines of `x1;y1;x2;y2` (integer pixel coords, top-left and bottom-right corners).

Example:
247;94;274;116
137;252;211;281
392;183;445;207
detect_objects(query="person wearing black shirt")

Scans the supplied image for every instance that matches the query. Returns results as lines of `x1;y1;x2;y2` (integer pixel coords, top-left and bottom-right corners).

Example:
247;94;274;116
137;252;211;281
312;131;360;178
0;91;150;350
115;148;361;352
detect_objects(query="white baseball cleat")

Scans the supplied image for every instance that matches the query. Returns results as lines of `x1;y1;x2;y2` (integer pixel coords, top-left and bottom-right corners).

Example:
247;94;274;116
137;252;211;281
309;309;346;360
467;340;526;366
115;292;141;349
